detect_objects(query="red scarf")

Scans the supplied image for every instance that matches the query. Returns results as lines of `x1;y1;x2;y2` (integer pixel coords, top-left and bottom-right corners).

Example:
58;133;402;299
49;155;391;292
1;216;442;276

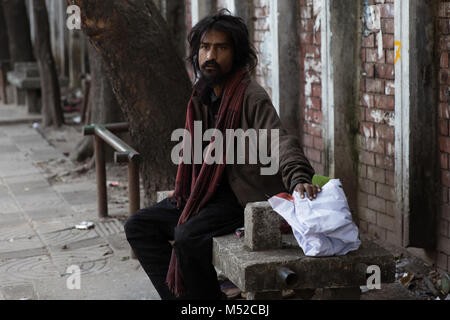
166;69;249;296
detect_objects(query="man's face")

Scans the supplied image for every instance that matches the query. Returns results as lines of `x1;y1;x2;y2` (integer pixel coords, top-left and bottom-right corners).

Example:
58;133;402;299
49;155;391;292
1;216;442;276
198;29;234;85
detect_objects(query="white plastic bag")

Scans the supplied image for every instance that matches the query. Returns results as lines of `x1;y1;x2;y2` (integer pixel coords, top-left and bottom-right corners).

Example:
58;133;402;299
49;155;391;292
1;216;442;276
268;179;361;257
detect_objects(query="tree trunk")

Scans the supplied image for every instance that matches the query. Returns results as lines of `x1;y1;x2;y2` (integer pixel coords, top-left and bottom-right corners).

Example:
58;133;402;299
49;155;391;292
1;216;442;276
166;0;186;60
69;0;191;205
70;42;124;163
0;2;10;61
1;0;34;64
33;0;64;127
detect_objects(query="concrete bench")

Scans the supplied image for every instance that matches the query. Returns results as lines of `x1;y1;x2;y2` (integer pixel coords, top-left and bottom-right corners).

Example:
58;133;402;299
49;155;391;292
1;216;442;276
6;62;68;113
156;191;396;300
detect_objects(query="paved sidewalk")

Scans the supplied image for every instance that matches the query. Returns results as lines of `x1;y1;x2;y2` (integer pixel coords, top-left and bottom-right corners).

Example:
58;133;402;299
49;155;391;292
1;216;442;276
0;105;159;300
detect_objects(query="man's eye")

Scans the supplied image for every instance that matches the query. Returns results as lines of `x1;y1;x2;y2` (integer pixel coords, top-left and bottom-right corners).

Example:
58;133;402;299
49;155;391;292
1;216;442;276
219;46;228;50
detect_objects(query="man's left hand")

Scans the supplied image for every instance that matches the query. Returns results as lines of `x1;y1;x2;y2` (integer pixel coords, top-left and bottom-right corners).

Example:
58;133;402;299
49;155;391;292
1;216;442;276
294;183;322;200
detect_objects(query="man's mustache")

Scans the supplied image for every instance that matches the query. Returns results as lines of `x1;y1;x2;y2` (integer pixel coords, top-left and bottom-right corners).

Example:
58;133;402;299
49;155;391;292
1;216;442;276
201;61;222;71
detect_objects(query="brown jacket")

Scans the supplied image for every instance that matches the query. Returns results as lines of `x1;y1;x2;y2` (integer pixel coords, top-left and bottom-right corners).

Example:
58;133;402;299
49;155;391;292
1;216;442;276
191;75;315;207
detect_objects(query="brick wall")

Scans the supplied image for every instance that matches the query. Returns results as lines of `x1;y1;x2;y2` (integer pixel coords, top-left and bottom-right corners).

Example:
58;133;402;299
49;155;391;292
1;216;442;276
298;0;324;175
252;0;273;98
357;0;396;244
437;0;450;272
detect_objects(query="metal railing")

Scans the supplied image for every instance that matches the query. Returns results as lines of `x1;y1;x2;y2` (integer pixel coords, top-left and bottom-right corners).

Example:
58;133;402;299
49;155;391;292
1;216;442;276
83;122;141;219
0;60;10;104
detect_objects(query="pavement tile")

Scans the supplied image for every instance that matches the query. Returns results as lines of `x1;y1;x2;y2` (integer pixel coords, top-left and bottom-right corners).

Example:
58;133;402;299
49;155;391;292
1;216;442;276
0;255;59;285
27;148;63;162
0;145;21;153
0;223;37;242
0;234;44;254
52;181;96;194
5;178;51;196
0;283;38;300
0;161;40;178
41;228;99;248
0;212;26;226
3;173;49;186
13;192;65;211
24;206;75;222
2;124;37;138
0;195;21;214
33;257;159;300
10;135;50;149
50;244;114;274
105;234;130;252
60;190;97;206
31;219;79;235
0;182;10;197
0;151;27;161
0;247;48;260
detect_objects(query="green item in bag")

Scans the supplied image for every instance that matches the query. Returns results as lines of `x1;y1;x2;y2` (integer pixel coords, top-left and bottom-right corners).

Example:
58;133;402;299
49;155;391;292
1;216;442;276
312;174;331;188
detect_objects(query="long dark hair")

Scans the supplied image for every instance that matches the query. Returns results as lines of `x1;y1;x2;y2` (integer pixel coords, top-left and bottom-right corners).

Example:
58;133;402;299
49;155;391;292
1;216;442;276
187;9;258;79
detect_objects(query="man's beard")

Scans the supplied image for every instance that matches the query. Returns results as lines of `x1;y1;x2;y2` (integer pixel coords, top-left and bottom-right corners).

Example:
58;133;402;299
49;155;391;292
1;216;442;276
199;61;230;86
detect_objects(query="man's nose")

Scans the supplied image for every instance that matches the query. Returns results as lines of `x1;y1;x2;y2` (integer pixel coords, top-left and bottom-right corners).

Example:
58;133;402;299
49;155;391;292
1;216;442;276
206;47;217;60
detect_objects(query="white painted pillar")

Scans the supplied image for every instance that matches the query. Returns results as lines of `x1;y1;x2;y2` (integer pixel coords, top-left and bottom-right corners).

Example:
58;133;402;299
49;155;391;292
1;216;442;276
321;0;335;178
270;0;279;115
394;0;410;247
191;0;199;26
225;0;235;14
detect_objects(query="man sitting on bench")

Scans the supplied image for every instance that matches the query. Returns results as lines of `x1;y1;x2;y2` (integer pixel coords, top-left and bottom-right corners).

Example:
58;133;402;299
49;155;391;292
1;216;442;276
124;10;321;300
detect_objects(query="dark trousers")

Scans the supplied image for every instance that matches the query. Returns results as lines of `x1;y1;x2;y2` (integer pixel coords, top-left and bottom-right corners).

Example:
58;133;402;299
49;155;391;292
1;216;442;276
124;192;244;300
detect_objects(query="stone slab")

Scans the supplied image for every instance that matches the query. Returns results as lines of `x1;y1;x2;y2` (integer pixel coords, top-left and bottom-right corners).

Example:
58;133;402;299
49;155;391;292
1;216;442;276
244;201;283;251
212;234;396;292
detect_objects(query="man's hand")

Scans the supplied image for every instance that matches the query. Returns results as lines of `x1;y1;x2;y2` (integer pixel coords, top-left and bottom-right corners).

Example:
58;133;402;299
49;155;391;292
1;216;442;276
294;183;322;200
167;190;174;198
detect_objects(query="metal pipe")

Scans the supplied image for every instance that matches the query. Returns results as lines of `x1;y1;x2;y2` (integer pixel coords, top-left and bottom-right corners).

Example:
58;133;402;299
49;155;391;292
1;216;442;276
128;160;140;216
83;122;129;135
277;267;298;289
94;136;108;218
94;126;135;153
128;160;140;260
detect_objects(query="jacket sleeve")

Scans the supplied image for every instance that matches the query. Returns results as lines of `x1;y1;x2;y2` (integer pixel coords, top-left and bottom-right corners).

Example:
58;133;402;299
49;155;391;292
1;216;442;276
248;96;315;191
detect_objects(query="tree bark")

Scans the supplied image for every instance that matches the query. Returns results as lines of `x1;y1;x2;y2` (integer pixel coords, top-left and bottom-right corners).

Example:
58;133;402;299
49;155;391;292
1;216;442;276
69;0;191;205
0;2;10;61
70;42;124;163
165;0;186;60
1;0;34;64
33;0;64;127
